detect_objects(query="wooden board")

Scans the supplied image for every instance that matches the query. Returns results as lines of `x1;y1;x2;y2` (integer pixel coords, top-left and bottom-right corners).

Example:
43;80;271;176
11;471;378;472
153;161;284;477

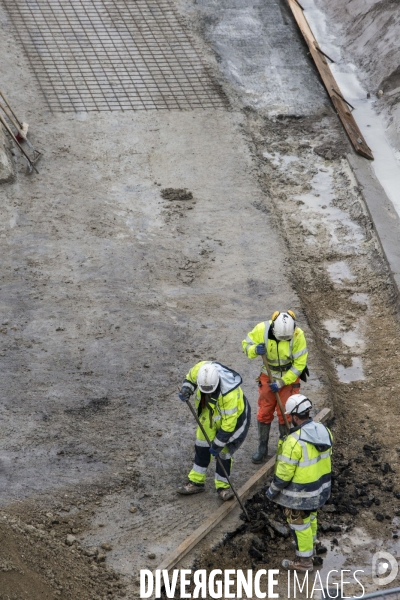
154;406;332;574
286;0;373;161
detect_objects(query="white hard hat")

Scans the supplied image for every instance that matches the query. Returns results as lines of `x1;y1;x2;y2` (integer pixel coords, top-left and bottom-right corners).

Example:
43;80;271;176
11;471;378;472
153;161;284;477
273;312;295;341
285;394;312;415
197;363;219;393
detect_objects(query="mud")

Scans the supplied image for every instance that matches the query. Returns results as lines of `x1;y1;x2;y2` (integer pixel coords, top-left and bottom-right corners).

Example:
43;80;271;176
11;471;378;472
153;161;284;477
190;108;400;589
1;0;400;596
0;503;128;600
316;0;400;153
190;437;400;595
160;188;194;202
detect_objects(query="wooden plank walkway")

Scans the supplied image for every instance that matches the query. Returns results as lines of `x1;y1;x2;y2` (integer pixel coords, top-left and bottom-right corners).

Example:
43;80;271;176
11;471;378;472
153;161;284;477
155;406;332;574
286;0;373;160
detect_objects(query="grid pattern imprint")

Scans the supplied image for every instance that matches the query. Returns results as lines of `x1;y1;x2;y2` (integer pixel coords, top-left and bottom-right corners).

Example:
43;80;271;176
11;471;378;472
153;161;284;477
3;0;228;111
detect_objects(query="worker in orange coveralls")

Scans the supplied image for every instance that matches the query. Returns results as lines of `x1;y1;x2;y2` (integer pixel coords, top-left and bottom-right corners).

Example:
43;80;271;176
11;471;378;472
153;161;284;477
242;311;309;463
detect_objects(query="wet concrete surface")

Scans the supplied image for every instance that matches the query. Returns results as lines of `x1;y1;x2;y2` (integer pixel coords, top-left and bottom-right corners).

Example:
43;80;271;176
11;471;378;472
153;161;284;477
1;0;400;597
190;0;327;116
0;0;332;587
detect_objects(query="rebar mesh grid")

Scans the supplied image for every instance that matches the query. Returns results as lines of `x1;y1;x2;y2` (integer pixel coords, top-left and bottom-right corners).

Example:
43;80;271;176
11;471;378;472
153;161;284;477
3;0;228;112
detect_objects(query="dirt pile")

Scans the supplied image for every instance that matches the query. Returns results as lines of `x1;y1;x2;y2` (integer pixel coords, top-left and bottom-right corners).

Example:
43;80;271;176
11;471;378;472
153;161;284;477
192;430;400;576
160;188;194;201
0;505;128;600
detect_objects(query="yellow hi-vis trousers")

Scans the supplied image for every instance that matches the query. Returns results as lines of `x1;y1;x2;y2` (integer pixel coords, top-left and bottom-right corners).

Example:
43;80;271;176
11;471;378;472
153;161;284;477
188;420;232;490
187;397;250;490
284;508;318;558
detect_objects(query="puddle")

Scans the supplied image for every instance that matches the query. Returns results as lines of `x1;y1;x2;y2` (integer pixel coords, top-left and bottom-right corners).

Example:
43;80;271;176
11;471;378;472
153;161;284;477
351;293;369;306
324;319;365;353
324;317;365;359
262;150;279;166
294;168;364;247
262;151;299;169
341;331;364;352
263;151;364;253
327;261;355;284
317;527;400;595
302;0;400;220
336;356;365;382
323;318;342;340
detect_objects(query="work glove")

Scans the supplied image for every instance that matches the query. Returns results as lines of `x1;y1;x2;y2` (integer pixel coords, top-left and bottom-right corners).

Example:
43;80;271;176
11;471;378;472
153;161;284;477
178;386;192;402
255;343;266;355
269;381;281;393
209;447;219;458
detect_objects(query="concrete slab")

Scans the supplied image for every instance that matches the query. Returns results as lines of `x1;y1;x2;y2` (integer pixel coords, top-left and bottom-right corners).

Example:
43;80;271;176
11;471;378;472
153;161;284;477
194;0;328;116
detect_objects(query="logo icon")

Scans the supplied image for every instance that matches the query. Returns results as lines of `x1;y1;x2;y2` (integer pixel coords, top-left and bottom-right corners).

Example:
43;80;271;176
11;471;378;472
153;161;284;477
372;551;398;586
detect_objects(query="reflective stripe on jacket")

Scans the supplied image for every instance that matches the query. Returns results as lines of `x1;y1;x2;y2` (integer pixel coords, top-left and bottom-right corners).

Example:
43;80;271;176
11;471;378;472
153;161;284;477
270;420;332;510
242;320;308;386
184;361;247;451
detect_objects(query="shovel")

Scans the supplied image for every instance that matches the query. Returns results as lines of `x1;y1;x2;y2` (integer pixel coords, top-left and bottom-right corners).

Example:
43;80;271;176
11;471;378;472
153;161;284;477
183;397;250;521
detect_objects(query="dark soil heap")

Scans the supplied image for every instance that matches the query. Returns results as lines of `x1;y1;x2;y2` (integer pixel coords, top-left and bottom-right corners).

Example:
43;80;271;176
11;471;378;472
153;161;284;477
0;506;127;600
195;427;400;576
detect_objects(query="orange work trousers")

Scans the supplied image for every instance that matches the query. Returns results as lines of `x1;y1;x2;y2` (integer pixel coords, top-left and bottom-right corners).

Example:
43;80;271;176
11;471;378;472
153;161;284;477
257;373;300;424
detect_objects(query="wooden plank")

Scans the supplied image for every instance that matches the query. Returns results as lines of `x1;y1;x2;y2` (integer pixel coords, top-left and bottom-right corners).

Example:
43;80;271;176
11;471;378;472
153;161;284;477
154;406;332;574
286;0;374;161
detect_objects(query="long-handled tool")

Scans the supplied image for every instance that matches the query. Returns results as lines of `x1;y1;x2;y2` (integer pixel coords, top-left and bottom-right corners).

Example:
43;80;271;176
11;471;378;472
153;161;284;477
261;355;290;433
0;91;21;129
0;111;40;174
184;398;250;521
0;99;36;152
0;90;42;174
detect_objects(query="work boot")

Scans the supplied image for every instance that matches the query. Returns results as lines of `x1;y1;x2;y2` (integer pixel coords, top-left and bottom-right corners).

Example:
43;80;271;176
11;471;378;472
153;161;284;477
279;423;289;438
282;556;314;572
177;482;205;495
217;488;234;501
252;422;271;464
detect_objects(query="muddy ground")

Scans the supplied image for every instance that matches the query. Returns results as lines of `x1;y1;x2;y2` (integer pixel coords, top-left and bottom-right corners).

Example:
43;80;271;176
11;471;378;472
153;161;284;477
190;110;400;595
0;0;400;598
316;0;400;152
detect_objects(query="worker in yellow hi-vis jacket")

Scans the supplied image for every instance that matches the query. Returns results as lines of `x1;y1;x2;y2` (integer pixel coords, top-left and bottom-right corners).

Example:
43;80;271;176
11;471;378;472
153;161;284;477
266;394;332;572
177;361;251;501
242;310;308;463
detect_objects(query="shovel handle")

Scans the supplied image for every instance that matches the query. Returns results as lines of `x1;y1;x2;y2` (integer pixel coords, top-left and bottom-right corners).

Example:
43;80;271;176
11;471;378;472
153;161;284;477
0;112;38;173
0;91;22;128
184;398;250;521
261;355;290;432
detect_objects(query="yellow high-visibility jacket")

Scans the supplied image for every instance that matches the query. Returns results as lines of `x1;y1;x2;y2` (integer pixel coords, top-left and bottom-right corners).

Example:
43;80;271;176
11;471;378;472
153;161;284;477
183;361;249;452
242;320;308;386
269;420;333;510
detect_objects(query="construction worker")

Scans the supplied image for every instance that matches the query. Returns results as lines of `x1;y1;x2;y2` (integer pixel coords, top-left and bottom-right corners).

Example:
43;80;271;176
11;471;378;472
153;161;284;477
242;310;308;463
177;361;251;501
266;394;332;572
